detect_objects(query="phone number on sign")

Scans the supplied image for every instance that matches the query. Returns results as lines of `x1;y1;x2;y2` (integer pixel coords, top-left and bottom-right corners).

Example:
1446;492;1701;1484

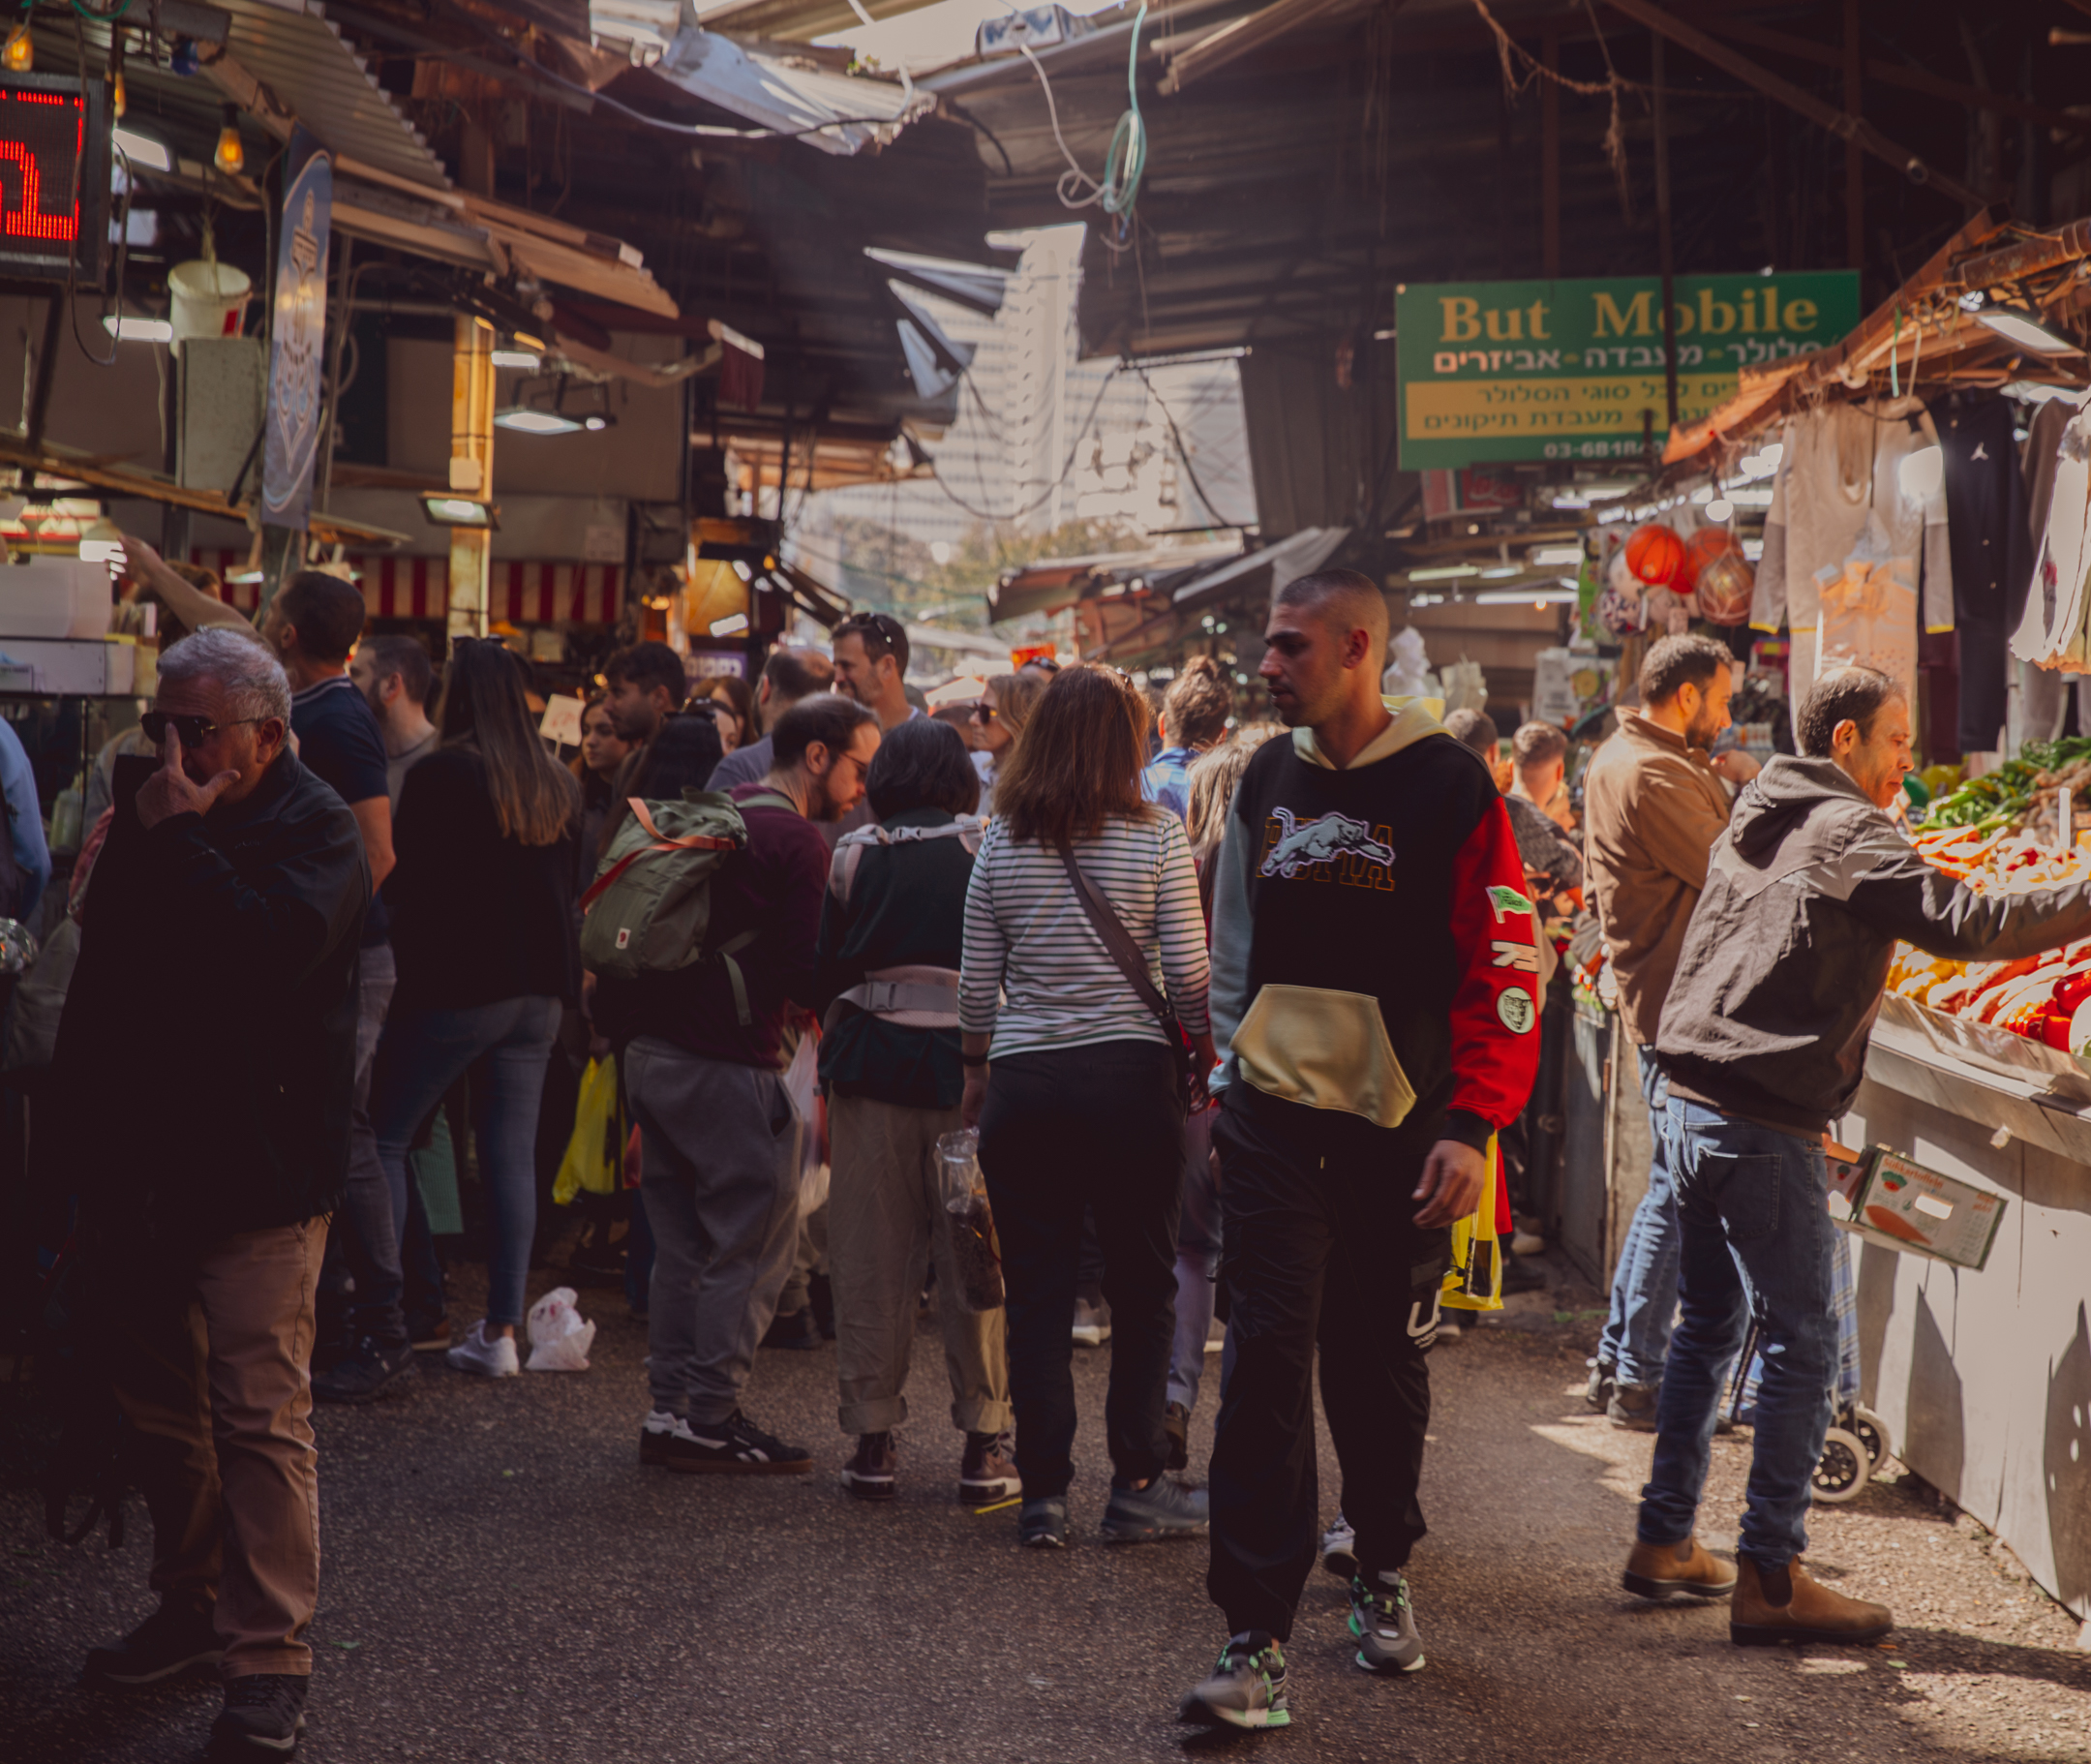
1540;440;1651;460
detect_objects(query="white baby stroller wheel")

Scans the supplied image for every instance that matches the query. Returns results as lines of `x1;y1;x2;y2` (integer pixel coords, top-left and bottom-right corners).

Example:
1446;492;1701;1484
1849;1405;1891;1474
1811;1426;1869;1504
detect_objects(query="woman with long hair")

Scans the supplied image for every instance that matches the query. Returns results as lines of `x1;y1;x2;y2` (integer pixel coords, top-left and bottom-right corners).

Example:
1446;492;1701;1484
968;668;1046;816
570;692;633;889
371;638;582;1377
957;663;1214;1547
691;674;756;754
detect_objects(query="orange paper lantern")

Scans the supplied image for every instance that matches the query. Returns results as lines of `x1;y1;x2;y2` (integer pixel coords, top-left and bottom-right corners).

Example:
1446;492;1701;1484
1624;522;1685;590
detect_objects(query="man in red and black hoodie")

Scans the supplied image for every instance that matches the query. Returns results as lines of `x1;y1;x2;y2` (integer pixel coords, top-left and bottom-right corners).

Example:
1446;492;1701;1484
1179;570;1539;1734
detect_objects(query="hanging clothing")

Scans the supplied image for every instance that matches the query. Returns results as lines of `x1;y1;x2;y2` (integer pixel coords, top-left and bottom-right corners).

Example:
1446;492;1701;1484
2018;398;2084;744
1929;391;2031;753
1751;398;1955;657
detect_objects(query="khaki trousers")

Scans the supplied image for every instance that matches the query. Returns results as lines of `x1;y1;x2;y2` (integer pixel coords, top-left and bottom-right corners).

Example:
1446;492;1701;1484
110;1218;327;1678
828;1092;1012;1438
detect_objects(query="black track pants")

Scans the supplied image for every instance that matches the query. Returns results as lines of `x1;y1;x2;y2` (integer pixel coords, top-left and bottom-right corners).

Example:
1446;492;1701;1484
1206;1084;1450;1641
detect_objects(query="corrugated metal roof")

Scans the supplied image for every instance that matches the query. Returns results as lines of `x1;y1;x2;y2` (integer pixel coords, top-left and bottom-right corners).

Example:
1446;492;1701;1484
653;27;927;156
219;0;451;191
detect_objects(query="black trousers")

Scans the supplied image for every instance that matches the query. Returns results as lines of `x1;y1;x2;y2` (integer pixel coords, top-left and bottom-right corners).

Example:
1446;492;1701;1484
1207;1084;1450;1640
978;1040;1182;1499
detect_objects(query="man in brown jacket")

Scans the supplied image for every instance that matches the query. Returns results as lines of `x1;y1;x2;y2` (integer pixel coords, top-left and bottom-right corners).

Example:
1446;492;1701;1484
1581;634;1756;1428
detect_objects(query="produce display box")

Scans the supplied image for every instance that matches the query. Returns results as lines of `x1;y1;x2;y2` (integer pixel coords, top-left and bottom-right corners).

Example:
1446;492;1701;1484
1831;1142;2009;1272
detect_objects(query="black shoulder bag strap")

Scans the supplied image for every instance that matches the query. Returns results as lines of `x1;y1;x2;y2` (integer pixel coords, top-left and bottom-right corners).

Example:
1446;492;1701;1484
1055;842;1199;1107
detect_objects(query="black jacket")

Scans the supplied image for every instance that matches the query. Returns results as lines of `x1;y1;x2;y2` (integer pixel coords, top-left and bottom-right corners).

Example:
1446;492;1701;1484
387;745;578;1012
57;750;367;1244
1657;755;2091;1135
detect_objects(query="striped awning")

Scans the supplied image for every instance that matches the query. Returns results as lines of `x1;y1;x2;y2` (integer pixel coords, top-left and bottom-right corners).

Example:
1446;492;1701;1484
192;554;623;624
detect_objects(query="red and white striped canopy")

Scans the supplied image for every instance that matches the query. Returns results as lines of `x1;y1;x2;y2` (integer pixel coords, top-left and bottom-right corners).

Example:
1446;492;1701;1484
192;553;622;625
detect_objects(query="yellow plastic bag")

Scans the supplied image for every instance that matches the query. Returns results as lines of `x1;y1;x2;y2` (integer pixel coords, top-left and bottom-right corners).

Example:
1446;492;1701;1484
1441;1134;1504;1313
554;1055;622;1205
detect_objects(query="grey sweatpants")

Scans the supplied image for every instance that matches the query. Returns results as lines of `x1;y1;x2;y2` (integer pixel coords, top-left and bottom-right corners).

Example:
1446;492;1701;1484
827;1092;1012;1438
626;1037;803;1425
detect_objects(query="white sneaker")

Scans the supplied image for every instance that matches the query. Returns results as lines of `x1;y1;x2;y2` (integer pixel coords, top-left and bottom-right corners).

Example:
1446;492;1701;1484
445;1321;520;1378
1510;1231;1546;1257
1435;1317;1463;1343
1072;1298;1112;1349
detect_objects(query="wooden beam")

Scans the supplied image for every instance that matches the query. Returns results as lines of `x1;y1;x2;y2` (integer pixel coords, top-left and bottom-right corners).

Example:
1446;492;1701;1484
1844;0;1864;271
1602;0;1986;213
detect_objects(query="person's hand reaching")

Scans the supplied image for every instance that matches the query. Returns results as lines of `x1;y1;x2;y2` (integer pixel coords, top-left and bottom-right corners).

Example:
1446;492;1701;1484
134;723;236;830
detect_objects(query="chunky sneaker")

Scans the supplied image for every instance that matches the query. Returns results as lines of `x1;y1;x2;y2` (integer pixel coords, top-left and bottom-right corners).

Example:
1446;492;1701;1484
1622;1537;1739;1601
1319;1513;1358;1580
1585;1357;1617;1412
83;1600;222;1687
1071;1297;1111;1348
311;1337;416;1405
669;1410;812;1475
1349;1569;1426;1674
1100;1476;1208;1543
839;1432;897;1501
209;1672;309;1756
1179;1632;1289;1730
445;1321;519;1379
1162;1401;1191;1472
1018;1497;1068;1547
1608;1382;1659;1432
958;1431;1019;1505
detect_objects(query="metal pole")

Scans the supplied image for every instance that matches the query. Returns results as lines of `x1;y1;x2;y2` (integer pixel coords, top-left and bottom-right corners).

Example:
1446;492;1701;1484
25;294;62;452
318;236;352;514
447;314;495;643
1652;34;1680;435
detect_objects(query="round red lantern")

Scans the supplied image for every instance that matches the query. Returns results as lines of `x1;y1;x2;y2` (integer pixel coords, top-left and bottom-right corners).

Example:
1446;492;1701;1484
1677;525;1740;596
1624;522;1685;590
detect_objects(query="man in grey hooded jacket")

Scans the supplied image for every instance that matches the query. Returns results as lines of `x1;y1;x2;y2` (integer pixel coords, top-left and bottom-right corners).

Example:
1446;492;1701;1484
1629;666;2091;1647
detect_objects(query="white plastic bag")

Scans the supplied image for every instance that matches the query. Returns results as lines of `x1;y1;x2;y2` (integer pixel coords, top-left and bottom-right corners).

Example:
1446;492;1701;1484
525;1286;596;1373
782;1028;829;1218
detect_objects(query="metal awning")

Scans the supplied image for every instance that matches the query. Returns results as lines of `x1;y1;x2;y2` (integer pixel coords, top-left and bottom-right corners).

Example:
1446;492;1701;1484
652;26;929;157
1171;525;1346;608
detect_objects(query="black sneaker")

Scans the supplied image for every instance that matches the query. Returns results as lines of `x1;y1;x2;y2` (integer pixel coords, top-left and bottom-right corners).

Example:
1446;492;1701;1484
1608;1382;1660;1432
1018;1497;1068;1548
958;1431;1019;1505
1100;1476;1207;1543
839;1432;897;1501
1349;1569;1426;1674
1179;1632;1289;1730
668;1410;813;1474
311;1337;416;1406
83;1600;222;1687
762;1308;822;1351
209;1672;308;1756
1163;1401;1190;1472
1586;1356;1616;1412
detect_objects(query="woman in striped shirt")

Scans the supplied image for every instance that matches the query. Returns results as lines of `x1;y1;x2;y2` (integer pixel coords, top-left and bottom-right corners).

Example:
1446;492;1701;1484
958;663;1216;1550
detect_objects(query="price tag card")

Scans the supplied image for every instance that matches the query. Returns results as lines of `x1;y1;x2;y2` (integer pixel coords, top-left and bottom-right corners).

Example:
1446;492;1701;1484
1836;1146;2007;1272
539;692;585;748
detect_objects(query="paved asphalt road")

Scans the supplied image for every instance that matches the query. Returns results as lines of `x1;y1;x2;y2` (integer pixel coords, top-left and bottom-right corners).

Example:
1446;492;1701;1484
4;1262;2088;1763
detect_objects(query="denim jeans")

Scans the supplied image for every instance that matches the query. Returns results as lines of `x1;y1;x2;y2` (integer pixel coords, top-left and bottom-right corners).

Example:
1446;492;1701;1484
330;943;405;1349
1596;1046;1682;1386
370;995;561;1329
1638;1096;1840;1569
1167;1101;1221;1413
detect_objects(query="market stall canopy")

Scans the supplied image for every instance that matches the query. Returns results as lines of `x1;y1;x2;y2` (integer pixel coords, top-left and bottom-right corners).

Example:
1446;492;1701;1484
986;536;1243;624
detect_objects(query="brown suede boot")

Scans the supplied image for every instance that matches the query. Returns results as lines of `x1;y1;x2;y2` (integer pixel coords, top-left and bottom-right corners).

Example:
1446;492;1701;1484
1731;1556;1893;1646
1621;1537;1738;1600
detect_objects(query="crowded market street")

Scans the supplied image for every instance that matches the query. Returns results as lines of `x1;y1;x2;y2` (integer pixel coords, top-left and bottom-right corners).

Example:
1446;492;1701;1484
5;1260;2086;1764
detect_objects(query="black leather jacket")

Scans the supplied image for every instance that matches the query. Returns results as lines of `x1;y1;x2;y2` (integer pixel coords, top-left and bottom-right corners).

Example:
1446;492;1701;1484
57;749;366;1245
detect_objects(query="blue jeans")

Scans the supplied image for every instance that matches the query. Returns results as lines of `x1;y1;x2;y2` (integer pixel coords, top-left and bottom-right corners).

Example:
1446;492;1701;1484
1638;1097;1840;1569
370;995;561;1329
333;943;405;1349
1597;1046;1681;1386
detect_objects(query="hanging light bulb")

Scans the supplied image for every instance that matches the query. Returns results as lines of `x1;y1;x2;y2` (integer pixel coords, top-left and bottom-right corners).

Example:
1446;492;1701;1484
4;22;33;73
109;32;126;118
213;106;244;176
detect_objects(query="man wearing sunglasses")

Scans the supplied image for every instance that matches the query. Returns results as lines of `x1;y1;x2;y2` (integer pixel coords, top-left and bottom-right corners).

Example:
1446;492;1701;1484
63;627;368;1759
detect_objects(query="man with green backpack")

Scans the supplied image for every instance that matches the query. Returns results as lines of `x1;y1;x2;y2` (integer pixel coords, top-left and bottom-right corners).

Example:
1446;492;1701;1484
591;693;881;1473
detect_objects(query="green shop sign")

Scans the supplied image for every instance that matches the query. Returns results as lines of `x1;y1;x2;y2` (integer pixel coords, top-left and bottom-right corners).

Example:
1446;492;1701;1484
1395;271;1861;470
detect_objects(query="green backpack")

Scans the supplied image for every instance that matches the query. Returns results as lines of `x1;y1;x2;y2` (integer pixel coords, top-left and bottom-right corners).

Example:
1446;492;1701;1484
579;788;794;1023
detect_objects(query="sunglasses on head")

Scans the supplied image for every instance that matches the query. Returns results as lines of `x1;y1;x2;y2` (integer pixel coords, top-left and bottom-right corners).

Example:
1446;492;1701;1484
140;712;264;749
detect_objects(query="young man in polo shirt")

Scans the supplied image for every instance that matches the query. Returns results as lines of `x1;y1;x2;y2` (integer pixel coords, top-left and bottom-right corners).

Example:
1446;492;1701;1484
261;571;415;1406
1180;569;1538;1731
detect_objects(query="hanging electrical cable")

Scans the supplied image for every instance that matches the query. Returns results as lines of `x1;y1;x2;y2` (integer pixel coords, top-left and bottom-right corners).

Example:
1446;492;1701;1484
1023;0;1147;220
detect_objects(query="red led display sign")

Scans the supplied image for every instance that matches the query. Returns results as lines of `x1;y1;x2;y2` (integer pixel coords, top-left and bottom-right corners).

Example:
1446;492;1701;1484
0;73;109;285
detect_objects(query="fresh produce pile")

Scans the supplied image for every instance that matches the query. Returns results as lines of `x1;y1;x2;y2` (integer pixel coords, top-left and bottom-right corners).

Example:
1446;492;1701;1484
1914;737;2091;836
1889;937;2091;1050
